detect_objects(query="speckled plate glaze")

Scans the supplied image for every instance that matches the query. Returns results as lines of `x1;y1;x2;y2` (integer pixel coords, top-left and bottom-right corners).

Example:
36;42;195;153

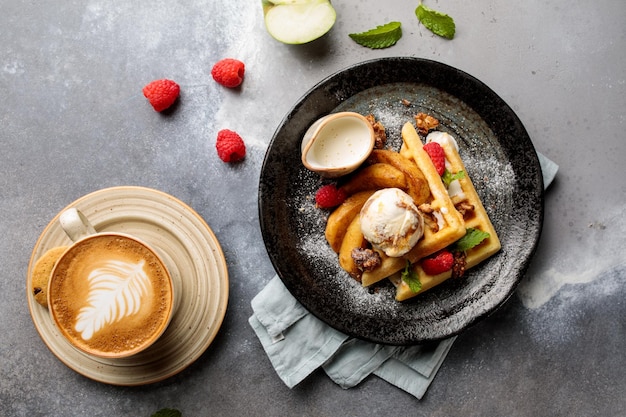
27;186;229;385
259;57;544;345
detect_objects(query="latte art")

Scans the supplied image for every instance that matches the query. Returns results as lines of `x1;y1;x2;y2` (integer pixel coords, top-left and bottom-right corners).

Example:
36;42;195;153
49;234;173;358
75;259;151;341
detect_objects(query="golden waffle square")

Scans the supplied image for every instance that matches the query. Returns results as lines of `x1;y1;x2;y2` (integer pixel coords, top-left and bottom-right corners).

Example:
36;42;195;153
393;123;501;301
359;122;467;287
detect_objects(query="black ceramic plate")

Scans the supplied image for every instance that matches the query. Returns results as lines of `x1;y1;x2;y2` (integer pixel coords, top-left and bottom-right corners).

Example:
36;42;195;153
258;57;544;345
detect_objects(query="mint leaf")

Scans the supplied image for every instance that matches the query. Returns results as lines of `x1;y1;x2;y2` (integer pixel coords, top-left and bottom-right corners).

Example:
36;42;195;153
454;228;490;251
401;260;422;293
442;169;465;188
349;21;402;49
151;409;182;417
415;3;456;39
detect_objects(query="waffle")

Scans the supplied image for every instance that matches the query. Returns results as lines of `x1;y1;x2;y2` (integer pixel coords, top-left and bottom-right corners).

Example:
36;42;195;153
393;123;501;301
323;121;500;301
359;122;467;287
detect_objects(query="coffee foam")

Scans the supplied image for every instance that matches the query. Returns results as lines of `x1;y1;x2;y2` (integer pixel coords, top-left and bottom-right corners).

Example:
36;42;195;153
49;234;172;357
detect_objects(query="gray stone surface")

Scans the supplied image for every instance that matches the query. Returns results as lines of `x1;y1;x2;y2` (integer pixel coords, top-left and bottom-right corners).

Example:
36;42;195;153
1;0;624;416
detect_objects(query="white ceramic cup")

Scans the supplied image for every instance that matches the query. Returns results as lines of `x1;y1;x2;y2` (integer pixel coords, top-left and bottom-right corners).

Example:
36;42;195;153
48;208;176;359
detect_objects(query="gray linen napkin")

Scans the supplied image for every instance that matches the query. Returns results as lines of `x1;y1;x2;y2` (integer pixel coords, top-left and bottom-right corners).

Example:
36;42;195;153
249;152;558;399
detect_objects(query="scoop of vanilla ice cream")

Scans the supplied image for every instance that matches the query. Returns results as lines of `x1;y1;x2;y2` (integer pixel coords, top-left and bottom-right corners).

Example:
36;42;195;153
359;188;424;257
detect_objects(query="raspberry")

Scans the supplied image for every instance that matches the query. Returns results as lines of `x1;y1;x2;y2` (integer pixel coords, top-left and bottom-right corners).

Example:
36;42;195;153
423;141;446;176
142;79;180;112
315;184;347;209
421;250;454;275
211;58;245;88
216;129;246;162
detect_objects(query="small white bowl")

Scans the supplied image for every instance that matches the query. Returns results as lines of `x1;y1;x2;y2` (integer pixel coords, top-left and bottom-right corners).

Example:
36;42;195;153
301;112;375;178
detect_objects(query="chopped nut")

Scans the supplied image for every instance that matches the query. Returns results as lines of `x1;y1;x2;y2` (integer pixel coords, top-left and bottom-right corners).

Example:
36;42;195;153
418;203;433;213
366;114;387;149
418;203;439;233
451;250;467;279
351;248;382;274
455;201;475;218
414;112;439;135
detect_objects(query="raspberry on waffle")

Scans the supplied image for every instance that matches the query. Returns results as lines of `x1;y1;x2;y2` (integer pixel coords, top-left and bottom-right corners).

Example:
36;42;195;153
392;123;501;301
360;123;467;287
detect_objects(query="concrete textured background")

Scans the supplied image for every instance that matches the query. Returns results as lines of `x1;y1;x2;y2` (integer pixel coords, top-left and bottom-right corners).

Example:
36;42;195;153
1;1;624;416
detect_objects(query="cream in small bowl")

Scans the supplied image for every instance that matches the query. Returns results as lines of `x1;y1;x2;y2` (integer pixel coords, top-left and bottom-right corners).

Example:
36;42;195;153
301;112;375;178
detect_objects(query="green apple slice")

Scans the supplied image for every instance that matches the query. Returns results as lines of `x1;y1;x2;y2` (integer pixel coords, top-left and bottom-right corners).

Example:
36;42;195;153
263;0;336;44
266;0;311;4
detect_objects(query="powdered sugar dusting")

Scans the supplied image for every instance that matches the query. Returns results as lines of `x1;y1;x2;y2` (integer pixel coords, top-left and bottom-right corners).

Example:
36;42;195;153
464;151;517;229
293;82;521;309
288;98;515;316
291;167;396;315
262;72;544;342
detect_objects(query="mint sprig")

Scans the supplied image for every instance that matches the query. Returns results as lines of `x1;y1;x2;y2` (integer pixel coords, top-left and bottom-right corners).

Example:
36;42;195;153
349;21;402;49
401;260;422;293
415;2;456;39
454;228;490;252
442;169;465;188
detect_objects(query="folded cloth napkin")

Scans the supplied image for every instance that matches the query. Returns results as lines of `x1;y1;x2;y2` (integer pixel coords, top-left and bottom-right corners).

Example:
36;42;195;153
249;152;558;399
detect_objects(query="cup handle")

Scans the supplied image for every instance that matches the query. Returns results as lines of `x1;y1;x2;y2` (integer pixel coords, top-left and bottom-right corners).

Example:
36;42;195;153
59;207;97;242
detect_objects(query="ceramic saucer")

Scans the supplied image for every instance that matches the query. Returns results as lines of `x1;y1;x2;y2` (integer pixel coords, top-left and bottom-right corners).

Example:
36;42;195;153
27;186;229;385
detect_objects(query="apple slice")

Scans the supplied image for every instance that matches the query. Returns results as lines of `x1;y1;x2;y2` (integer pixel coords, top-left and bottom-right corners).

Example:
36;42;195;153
266;0;311;4
263;0;336;44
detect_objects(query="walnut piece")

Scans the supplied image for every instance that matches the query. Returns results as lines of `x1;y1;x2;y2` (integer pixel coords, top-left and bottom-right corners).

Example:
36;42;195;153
351;248;382;274
455;201;475;218
418;203;439;233
366;114;387;149
414;112;440;135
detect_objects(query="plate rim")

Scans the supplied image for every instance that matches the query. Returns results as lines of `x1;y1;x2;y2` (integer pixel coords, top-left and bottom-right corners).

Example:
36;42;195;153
259;57;544;345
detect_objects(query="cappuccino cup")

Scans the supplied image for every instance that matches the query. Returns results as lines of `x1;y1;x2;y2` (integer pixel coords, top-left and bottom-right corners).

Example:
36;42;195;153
48;208;174;359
